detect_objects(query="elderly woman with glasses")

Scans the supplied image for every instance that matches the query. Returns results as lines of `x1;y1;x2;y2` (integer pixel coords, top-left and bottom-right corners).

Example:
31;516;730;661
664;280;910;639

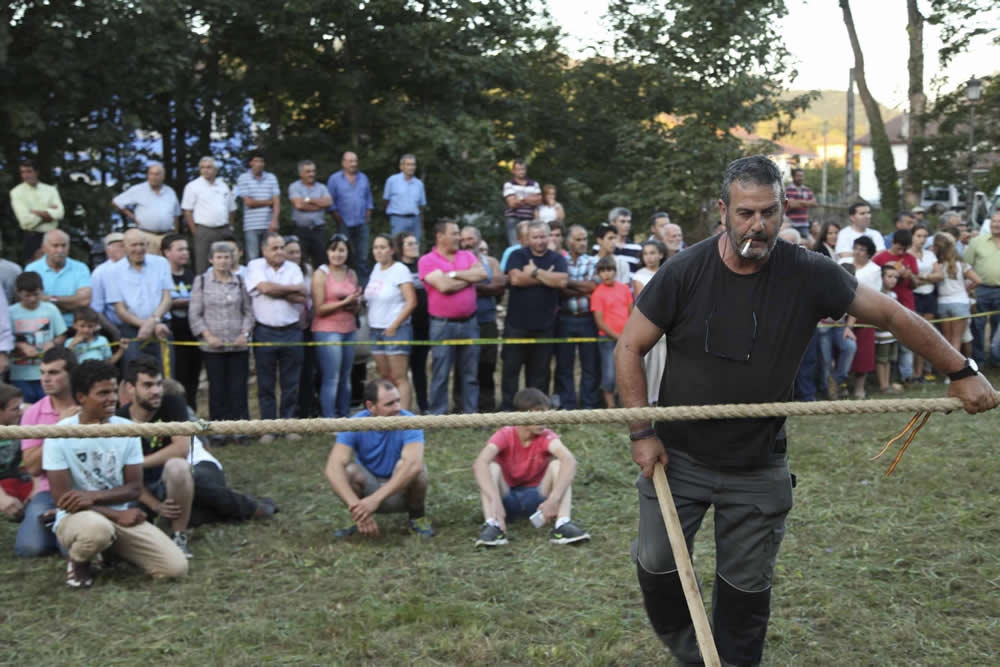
189;241;254;445
312;233;361;417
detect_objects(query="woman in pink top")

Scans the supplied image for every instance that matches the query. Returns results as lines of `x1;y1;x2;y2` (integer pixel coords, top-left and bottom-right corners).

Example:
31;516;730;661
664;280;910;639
312;234;361;417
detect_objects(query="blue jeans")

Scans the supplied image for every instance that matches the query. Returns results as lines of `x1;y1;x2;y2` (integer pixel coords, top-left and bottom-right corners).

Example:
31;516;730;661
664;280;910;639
972;286;1000;367
244;228;270;261
314;331;356;418
817;327;858;392
341;223;370;285
429;317;479;415
555;315;599;409
12;380;44;404
598;339;616;392
253;324;304;421
897;344;914;381
118;324;175;377
795;331;819;401
389;215;422;244
15;491;61;557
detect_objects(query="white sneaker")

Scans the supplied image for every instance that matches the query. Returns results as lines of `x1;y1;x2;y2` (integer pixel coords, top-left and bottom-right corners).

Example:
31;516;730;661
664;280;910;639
259;434;277;445
286;433;303;441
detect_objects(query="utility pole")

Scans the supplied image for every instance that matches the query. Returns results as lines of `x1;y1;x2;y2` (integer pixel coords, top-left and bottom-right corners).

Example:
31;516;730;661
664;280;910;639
821;121;829;204
845;68;856;201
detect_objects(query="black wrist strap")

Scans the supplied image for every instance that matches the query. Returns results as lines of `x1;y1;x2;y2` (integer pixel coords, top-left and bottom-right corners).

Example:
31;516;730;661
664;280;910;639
629;427;657;442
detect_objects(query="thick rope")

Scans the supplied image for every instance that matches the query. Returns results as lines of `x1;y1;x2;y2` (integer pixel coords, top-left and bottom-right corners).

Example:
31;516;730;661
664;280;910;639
0;395;985;440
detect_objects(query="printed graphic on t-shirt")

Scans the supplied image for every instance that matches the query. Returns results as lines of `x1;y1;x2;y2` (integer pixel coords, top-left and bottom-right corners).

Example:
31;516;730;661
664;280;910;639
74;447;123;492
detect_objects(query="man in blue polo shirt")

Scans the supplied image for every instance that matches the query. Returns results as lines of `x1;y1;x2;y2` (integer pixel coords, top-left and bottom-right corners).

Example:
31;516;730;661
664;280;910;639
25;229;92;328
324;379;432;538
327;151;374;282
383;153;427;243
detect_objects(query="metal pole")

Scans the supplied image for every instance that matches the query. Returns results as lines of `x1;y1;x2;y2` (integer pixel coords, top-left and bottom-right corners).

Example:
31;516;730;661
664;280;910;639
966;102;975;222
845;69;856;201
822;121;829;205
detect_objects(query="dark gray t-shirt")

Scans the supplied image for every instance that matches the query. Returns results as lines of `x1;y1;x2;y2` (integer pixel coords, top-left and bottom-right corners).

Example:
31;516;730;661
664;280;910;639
635;236;858;469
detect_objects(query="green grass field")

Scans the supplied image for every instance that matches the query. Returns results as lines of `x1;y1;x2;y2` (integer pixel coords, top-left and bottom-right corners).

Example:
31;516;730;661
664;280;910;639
2;377;998;666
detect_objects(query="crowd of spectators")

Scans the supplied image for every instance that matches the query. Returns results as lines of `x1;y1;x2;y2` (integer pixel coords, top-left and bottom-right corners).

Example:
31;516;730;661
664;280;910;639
3;153;999;584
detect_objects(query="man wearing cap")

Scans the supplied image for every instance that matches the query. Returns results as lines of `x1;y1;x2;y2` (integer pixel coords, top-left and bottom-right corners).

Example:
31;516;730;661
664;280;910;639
25;229;93;329
90;232;127;336
181;156;237;274
10;160;65;263
911;206;926;224
111;164;182;255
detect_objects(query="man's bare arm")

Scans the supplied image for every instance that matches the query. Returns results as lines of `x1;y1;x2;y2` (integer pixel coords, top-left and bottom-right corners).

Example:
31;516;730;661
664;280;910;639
324;443;360;507
847;285;999;413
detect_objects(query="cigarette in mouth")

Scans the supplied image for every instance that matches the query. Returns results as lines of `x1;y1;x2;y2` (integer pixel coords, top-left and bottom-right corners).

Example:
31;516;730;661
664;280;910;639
741;240;752;257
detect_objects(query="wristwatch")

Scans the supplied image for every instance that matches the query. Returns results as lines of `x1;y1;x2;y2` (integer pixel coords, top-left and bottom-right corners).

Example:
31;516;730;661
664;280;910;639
947;358;979;383
532;267;540;278
448;270;457;279
304;196;311;204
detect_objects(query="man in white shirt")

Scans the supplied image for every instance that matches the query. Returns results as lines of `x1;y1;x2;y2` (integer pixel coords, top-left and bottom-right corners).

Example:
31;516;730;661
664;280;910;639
835;201;886;259
111;164;181;255
245;233;307;443
181;156;237;274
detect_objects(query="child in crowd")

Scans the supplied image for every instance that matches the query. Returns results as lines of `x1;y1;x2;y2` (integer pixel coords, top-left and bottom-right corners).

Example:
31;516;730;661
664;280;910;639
473;388;590;547
9;271;67;403
875;265;903;394
0;383;30;522
66;306;118;364
590;255;633;408
633;240;667;405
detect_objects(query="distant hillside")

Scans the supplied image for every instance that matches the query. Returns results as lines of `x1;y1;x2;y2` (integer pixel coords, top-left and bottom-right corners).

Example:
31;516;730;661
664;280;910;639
754;90;898;156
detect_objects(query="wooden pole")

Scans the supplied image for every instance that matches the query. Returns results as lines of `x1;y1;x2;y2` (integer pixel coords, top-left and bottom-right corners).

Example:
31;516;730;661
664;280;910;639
652;463;721;667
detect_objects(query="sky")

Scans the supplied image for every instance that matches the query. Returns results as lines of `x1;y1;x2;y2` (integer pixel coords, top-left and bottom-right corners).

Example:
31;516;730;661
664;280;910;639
547;0;1000;111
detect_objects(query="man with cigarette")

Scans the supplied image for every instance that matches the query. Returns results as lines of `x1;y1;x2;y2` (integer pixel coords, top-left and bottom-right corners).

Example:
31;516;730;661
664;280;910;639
615;155;998;665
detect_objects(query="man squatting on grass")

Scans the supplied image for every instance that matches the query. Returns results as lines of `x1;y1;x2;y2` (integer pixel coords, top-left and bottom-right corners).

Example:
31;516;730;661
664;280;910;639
43;360;189;588
472;387;590;547
615;155;998;665
324;379;434;538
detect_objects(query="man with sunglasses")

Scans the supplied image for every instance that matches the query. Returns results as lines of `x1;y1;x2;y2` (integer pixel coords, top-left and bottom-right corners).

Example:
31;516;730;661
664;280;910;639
616;155;998;666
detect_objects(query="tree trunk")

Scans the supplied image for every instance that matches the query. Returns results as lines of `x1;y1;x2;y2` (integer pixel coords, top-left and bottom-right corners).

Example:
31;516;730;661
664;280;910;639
905;0;925;209
840;0;900;220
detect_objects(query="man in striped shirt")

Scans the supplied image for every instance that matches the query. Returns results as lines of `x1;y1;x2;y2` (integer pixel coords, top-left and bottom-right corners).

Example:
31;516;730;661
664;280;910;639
784;168;816;239
236;152;281;261
609;207;642;279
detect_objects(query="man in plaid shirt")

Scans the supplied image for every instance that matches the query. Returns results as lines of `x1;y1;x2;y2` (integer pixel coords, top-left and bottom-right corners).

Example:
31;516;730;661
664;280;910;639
785;168;817;239
554;224;600;409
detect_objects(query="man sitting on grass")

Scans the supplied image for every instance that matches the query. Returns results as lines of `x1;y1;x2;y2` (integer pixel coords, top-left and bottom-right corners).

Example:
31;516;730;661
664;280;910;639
43;360;188;587
324;379;433;538
473;387;590;547
116;357;196;558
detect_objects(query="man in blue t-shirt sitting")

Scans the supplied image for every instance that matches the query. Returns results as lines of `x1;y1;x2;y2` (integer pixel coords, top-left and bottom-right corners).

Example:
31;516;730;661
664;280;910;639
324;379;432;538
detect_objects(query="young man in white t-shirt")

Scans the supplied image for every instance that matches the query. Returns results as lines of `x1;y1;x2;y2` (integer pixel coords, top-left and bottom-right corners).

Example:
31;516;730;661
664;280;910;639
42;360;188;588
835;201;886;259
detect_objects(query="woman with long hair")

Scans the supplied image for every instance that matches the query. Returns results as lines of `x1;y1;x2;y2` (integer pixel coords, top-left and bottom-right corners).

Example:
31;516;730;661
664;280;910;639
311;234;361;417
365;233;416;409
395;231;430;413
633;239;667;405
812;221;840;260
908;223;942;381
933;232;981;361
